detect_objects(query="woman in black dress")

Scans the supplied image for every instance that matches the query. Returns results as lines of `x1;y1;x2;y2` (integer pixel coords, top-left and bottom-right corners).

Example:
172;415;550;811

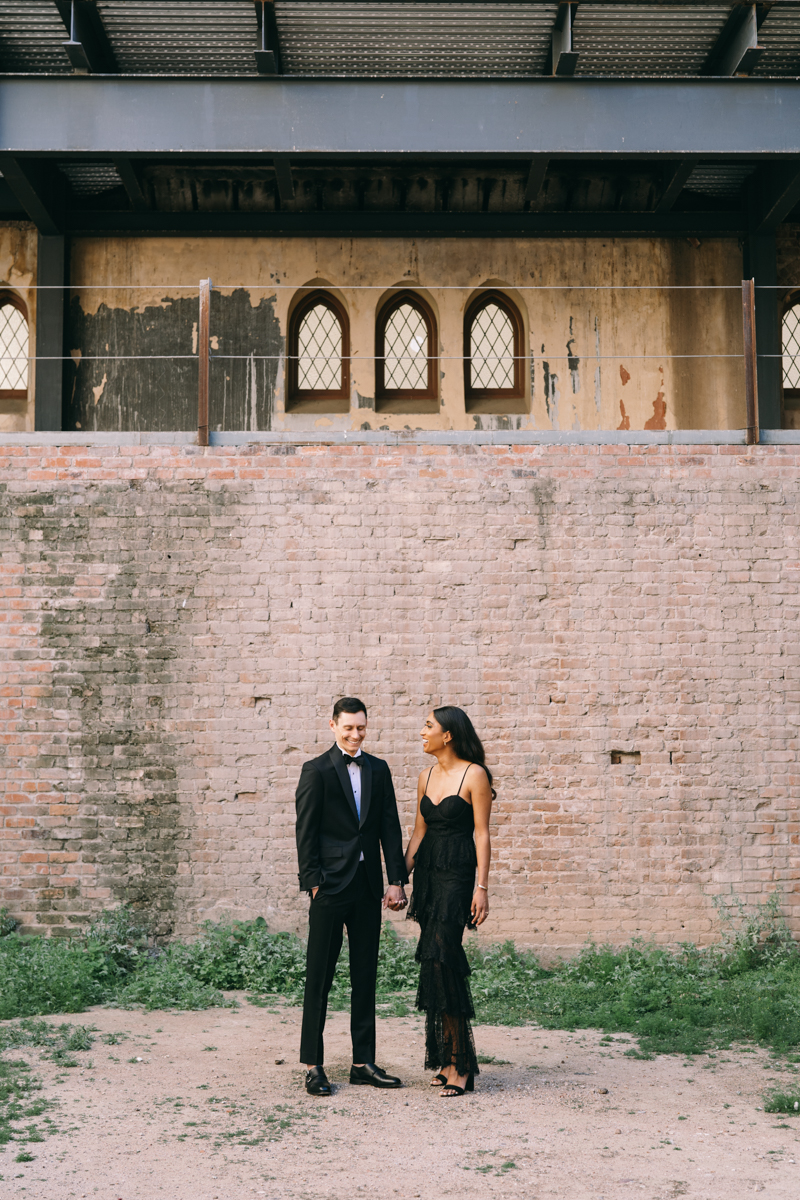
405;706;494;1098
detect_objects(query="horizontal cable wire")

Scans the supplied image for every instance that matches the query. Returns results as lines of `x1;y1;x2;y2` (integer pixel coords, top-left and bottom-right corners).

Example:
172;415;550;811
29;353;749;362
5;283;746;291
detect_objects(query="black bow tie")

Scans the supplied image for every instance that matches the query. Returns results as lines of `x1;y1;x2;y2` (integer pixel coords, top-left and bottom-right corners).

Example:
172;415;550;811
341;753;362;768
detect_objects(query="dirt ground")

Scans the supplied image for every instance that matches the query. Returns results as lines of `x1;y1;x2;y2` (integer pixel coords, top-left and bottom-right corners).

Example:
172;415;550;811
1;998;798;1200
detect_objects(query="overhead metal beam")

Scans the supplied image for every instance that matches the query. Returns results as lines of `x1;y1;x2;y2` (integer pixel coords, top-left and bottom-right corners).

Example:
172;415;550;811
551;3;579;77
59;209;746;238
55;0;117;74
654;158;696;213
0;156;62;234
703;3;764;77
3;78;800;159
273;156;294;204
110;156;149;211
749;164;800;232
254;0;282;75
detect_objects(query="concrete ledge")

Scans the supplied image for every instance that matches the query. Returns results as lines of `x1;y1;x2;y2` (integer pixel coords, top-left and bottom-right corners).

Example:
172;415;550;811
4;429;798;447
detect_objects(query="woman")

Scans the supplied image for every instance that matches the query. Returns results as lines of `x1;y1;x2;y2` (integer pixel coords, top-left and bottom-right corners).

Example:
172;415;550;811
405;705;494;1098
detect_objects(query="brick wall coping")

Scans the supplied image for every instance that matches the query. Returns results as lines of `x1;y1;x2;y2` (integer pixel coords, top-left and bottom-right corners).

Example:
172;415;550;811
4;429;800;447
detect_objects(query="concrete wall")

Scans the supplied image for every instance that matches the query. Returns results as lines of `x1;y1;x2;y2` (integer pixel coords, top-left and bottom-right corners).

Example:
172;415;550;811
65;236;746;434
1;437;798;952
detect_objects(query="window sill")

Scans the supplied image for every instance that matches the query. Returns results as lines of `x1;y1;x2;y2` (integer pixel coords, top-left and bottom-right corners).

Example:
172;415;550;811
375;396;439;414
465;396;529;415
285;397;350;414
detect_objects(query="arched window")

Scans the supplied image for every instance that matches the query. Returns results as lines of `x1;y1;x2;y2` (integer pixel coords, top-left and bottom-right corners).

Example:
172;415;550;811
287;290;350;412
0;293;29;415
782;298;800;428
375;291;438;412
464;290;525;410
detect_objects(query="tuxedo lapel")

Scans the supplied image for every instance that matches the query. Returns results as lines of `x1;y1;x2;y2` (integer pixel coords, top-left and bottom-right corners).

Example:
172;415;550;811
359;755;372;828
329;745;360;825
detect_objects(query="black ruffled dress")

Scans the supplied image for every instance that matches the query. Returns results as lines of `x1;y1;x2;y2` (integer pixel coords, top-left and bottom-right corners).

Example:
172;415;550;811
407;774;479;1079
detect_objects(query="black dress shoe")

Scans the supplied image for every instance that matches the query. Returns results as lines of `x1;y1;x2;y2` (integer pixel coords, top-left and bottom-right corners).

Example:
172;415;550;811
349;1062;402;1089
305;1065;332;1096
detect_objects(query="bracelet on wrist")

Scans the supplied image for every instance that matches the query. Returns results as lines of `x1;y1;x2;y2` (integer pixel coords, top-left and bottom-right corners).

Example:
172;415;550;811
476;884;488;892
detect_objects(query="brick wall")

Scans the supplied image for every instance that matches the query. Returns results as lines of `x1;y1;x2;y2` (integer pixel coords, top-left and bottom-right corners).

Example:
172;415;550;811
1;439;798;953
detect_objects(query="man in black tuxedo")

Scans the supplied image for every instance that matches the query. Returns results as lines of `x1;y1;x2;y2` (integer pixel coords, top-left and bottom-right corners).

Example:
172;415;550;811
295;697;408;1096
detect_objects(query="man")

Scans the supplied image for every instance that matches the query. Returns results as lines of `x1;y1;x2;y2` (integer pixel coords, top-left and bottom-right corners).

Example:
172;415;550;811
295;698;408;1096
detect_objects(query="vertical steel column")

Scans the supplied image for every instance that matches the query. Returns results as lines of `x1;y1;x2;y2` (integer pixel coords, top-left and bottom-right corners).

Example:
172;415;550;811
197;278;211;446
742;278;759;445
34;234;65;431
742;232;781;430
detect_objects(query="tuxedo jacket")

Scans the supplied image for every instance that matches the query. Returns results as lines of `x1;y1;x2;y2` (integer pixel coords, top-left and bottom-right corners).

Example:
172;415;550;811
295;745;408;900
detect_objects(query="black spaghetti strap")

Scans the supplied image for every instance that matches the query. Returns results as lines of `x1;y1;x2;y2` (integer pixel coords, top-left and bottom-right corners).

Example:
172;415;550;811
455;764;473;798
425;764;435;792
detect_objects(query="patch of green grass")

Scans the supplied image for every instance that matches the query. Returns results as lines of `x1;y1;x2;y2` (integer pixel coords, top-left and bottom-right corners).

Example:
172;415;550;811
464;893;800;1057
113;952;235;1012
0;1059;57;1150
0;895;799;1061
0;1018;96;1060
764;1090;800;1114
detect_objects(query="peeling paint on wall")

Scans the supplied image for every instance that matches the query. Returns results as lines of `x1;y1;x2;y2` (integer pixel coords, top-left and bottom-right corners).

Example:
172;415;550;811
65;288;281;432
617;399;631;430
644;394;668;430
542;350;560;430
567;316;580;395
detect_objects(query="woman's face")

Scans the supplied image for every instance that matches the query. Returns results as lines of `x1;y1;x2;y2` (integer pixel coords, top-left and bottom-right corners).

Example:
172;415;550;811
420;711;449;755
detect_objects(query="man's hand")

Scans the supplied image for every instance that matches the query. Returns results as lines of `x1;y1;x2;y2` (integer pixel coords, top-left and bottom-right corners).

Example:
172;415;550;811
311;886;319;899
383;885;407;911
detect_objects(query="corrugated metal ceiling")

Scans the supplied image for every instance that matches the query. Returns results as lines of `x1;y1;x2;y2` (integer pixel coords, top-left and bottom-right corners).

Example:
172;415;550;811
0;0;72;74
752;1;800;77
59;162;123;197
275;1;558;77
0;2;799;79
684;161;755;198
96;1;259;76
572;4;731;78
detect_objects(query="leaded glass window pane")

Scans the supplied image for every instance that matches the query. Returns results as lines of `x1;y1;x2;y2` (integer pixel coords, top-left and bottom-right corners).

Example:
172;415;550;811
0;304;28;390
783;303;800;389
383;303;428;390
470;303;515;390
297;303;342;391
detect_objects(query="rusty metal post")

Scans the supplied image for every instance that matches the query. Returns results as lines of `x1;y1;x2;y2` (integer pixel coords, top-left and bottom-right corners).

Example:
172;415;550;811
197;278;212;446
742;278;759;446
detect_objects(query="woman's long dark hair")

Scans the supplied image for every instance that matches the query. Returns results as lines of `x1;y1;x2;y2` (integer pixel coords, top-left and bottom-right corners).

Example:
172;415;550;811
433;705;496;798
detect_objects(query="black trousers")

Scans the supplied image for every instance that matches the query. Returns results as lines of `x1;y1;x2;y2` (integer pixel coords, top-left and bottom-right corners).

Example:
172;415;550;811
299;864;382;1066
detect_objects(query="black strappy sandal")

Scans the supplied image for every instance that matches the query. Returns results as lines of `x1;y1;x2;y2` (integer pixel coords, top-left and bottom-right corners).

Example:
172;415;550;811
430;1073;448;1087
439;1074;474;1098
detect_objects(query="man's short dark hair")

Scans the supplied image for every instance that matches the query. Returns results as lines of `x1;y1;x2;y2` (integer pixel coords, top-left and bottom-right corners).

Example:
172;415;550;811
332;697;368;722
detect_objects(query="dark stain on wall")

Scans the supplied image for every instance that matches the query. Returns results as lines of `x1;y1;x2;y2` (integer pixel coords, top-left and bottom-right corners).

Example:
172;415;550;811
64;288;282;432
14;483;188;934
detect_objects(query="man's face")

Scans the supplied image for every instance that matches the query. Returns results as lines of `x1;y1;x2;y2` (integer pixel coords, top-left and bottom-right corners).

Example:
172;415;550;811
330;711;367;755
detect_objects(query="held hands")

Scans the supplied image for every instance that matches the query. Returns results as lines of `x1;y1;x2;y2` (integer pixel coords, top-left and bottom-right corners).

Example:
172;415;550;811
471;887;489;926
383;884;407;912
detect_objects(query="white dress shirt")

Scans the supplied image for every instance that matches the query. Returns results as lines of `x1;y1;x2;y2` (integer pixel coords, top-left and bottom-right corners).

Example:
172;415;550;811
339;744;364;860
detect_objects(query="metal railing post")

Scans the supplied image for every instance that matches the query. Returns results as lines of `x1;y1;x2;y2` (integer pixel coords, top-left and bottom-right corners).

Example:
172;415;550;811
198;278;212;446
742;277;759;446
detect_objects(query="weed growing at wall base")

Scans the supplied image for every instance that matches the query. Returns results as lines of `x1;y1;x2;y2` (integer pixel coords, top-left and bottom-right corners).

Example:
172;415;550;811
1;898;799;1057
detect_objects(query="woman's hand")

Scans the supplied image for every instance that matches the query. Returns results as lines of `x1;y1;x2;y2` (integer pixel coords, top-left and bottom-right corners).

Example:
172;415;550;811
471;888;489;926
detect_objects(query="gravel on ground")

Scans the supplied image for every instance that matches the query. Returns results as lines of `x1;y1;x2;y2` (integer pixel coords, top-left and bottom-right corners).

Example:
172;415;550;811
1;999;798;1199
